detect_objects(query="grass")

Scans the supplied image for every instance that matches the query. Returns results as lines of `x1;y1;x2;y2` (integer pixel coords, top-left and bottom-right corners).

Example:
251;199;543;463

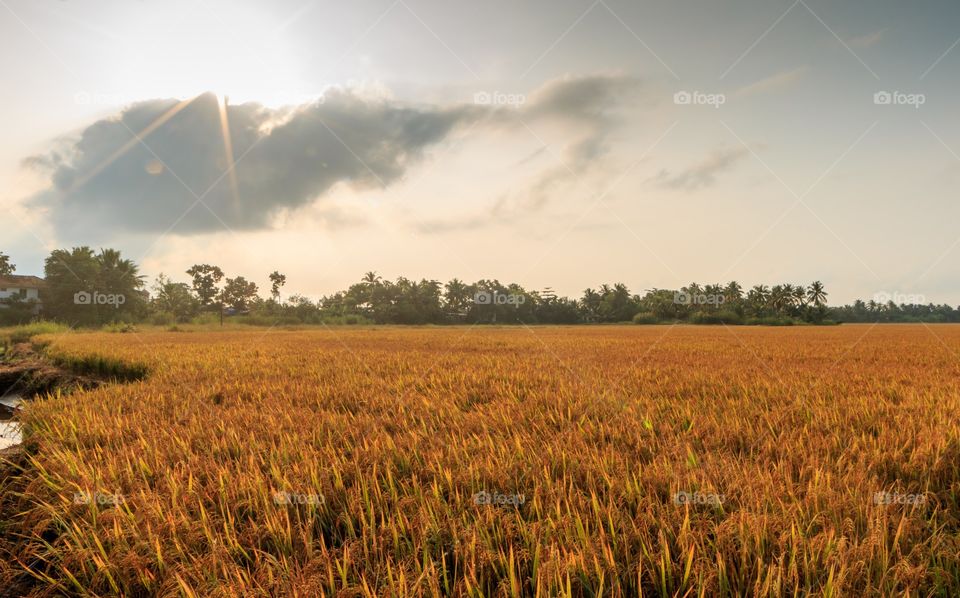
0;321;71;349
1;325;959;595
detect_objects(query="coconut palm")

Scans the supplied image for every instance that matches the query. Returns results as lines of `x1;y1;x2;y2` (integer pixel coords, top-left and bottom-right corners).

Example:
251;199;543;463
807;281;828;307
443;278;470;316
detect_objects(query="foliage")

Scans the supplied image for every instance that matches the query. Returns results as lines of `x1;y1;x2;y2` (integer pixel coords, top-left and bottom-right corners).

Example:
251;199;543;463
0;321;71;347
185;264;224;307
0;252;14;276
151;273;200;322
12;248;960;327
42;247;146;326
221;276;259;311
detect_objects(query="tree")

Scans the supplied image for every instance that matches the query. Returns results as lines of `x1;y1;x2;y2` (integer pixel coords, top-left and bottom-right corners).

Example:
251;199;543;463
43;247;144;325
151;274;200;322
222;276;259;311
0;252;14;276
580;288;602;322
805;281;828;323
443;278;470;319
268;271;287;302
747;285;770;316
186;264;224;307
807;281;827;307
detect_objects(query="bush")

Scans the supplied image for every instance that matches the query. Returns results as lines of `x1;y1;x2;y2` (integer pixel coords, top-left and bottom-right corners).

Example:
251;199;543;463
321;315;374;326
690;310;743;325
632;312;660;325
103;322;137;333
234;315;303;327
0;321;71;346
150;312;176;326
745;316;796;326
191;313;221;326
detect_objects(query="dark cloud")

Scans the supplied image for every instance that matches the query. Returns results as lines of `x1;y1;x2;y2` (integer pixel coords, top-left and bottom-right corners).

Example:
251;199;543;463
27;75;640;237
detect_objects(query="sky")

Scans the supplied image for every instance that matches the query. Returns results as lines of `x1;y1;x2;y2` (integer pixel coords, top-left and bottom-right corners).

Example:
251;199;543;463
2;0;959;304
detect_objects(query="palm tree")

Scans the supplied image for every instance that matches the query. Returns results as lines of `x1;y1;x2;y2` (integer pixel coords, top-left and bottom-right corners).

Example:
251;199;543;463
770;284;790;315
791;285;806;307
724;280;743;303
443;278;470;316
747;284;770;316
807;281;827;307
580;288;602;322
362;271;381;286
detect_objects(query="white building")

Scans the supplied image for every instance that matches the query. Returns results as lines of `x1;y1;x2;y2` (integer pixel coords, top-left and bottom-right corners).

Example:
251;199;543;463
0;275;44;314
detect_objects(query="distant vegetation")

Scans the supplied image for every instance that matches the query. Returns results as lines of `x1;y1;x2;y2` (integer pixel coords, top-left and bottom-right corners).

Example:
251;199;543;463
2;249;959;327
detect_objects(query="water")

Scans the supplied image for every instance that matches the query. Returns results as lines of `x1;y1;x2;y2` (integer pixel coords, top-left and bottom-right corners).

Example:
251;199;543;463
0;394;22;450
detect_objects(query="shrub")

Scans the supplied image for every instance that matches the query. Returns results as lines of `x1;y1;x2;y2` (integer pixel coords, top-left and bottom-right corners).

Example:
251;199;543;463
103;322;138;333
632;312;660;325
690;310;743;325
0;321;71;346
150;312;176;326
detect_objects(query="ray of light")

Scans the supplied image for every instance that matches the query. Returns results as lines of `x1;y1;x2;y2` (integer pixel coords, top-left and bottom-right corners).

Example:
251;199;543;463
66;95;199;194
217;94;242;216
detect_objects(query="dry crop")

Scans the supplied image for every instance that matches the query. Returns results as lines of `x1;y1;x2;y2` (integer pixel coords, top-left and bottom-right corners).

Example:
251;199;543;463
2;324;959;596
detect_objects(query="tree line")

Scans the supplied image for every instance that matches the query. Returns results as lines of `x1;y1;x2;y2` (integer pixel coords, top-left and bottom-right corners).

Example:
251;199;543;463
2;249;959;326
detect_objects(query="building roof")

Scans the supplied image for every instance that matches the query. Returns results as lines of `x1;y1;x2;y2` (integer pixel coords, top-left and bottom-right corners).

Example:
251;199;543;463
0;275;45;289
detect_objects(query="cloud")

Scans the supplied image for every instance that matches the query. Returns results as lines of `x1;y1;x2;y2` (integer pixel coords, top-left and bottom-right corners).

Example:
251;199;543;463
733;67;808;98
27;74;641;238
27;90;479;236
479;73;643;216
655;147;750;191
847;29;886;48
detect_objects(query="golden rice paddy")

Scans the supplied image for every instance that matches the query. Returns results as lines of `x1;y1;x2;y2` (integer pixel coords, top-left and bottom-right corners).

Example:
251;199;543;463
2;324;959;596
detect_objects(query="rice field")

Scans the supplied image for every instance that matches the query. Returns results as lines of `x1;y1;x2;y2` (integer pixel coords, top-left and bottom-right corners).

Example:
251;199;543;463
2;324;960;596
